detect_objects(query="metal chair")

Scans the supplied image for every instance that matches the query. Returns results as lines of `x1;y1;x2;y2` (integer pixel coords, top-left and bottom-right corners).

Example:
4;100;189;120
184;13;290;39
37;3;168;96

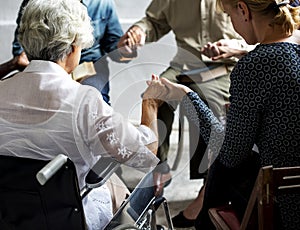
0;154;173;230
104;170;174;230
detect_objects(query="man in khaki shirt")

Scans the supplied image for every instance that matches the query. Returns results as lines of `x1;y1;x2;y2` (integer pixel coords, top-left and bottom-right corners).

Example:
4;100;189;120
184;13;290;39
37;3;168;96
118;0;251;227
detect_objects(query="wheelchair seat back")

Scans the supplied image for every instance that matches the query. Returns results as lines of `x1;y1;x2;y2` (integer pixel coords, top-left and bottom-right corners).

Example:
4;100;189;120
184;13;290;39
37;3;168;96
0;155;86;230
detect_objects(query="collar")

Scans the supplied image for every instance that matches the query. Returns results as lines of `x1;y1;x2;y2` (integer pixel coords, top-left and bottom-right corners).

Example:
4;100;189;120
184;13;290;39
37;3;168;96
24;60;70;78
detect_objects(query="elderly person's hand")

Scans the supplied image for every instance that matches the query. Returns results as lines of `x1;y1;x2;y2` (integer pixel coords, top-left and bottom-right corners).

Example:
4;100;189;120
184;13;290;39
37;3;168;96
143;74;193;103
201;40;248;60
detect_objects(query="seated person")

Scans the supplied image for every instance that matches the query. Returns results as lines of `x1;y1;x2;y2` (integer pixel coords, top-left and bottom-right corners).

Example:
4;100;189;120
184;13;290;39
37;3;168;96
0;0;160;229
1;0;126;105
118;1;253;226
145;0;300;228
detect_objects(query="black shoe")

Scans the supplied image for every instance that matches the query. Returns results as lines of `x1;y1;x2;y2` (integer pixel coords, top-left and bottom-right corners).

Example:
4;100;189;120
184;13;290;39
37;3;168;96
172;211;196;228
156;224;165;230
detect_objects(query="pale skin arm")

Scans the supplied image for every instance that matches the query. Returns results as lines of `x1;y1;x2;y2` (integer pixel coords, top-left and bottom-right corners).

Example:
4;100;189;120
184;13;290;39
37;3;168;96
140;98;159;154
201;39;248;60
141;75;163;155
144;74;193;102
144;75;193;196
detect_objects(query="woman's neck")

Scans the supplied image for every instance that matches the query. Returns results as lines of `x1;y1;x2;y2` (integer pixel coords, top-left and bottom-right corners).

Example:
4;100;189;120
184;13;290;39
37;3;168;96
261;29;300;45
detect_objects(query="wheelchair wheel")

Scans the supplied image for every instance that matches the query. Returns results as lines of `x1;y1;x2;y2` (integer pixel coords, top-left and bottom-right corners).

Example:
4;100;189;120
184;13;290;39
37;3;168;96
112;223;139;230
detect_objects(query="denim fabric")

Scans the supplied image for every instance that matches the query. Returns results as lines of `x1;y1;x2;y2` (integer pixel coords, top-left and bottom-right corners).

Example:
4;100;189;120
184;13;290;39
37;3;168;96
80;0;123;63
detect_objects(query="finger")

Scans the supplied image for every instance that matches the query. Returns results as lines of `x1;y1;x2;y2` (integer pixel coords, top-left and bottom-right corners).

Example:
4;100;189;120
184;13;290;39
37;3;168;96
201;47;209;56
211;53;228;60
160;77;171;84
216;41;225;46
129;29;140;44
131;26;146;44
206;42;212;48
151;74;159;81
160;77;174;89
126;32;135;47
120;43;133;54
211;45;220;56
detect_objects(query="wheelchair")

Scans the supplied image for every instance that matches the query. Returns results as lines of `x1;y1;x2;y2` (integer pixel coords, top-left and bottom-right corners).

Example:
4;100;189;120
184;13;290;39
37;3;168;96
0;154;174;230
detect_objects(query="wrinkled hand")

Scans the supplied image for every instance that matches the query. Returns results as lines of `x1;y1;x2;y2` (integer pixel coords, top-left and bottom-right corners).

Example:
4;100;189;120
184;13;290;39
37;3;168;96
117;26;146;58
13;51;29;71
142;74;164;107
201;40;247;60
143;75;192;103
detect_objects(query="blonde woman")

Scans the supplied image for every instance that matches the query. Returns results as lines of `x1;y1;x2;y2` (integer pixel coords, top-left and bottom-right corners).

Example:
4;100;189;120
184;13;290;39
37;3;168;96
145;0;300;229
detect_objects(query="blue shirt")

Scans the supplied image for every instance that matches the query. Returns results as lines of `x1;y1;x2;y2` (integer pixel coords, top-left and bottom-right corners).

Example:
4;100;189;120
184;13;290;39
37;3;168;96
80;0;123;63
12;0;123;63
291;0;300;7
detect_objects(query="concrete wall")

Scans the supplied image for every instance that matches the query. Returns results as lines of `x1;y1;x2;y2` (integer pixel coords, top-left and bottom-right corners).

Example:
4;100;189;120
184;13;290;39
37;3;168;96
0;0;23;62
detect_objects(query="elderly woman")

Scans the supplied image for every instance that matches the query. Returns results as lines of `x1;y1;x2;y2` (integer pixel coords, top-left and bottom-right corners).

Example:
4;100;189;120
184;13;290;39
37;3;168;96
0;0;159;229
146;0;300;229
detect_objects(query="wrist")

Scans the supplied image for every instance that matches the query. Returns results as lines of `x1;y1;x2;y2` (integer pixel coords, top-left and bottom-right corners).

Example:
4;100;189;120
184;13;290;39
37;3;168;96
141;99;158;127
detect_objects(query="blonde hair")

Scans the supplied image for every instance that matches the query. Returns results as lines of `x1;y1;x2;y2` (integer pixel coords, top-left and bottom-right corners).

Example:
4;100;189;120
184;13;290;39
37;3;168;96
217;0;300;34
18;0;94;62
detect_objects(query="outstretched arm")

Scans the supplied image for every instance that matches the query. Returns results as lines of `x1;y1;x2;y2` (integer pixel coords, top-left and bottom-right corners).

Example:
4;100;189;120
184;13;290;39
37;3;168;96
0;52;29;79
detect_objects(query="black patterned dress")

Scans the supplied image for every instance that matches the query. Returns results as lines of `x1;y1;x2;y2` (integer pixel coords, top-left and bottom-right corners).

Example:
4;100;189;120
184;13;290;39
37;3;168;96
182;42;300;229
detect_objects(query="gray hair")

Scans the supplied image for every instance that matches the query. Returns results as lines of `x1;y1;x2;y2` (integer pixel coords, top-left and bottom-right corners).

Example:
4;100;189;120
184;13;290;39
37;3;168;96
18;0;94;62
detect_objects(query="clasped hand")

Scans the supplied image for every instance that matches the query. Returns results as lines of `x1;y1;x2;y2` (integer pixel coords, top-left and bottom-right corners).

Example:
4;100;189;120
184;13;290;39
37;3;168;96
143;74;192;103
117;25;146;58
201;40;247;60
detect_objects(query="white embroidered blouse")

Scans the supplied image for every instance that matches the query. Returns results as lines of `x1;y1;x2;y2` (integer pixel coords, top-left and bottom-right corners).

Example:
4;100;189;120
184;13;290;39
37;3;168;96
0;60;159;229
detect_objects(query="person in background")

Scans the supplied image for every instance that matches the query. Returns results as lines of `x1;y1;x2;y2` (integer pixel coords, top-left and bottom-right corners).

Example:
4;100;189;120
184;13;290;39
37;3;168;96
291;0;300;6
0;0;127;104
117;0;252;227
0;0;160;228
145;0;300;229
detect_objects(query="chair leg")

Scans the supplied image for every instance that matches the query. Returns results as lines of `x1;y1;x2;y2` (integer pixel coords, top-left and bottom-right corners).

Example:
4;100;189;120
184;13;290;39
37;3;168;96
171;105;185;171
162;198;174;230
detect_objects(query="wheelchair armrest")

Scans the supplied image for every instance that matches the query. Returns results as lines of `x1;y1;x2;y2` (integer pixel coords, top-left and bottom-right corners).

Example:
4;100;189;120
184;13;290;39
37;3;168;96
36;154;68;185
85;157;120;189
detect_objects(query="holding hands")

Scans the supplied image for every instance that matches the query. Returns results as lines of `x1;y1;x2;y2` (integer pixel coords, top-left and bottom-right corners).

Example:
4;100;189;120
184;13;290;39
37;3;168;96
117;25;146;58
143;74;193;103
201;39;248;60
143;74;192;196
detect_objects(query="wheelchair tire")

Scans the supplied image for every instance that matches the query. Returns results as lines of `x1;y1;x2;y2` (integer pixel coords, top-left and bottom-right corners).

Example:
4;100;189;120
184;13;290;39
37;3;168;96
112;223;139;230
